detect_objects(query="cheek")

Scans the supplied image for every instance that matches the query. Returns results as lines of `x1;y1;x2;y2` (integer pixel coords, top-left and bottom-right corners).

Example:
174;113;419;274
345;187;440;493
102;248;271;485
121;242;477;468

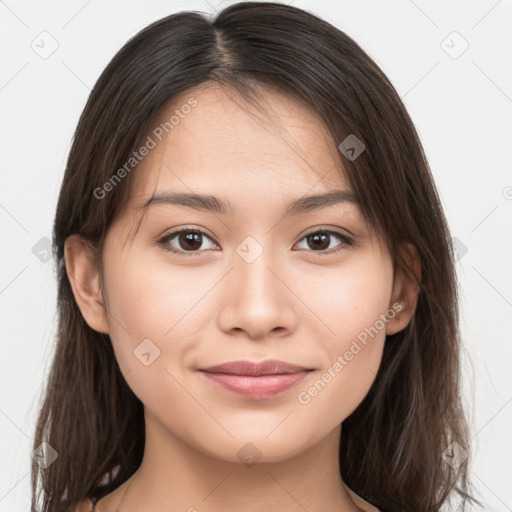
303;255;393;344
100;254;176;366
101;261;197;415
105;249;214;338
293;257;393;419
102;253;221;393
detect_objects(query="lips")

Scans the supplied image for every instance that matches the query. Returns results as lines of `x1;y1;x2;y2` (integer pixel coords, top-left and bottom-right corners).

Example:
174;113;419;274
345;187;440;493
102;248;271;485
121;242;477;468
200;359;311;376
198;359;313;399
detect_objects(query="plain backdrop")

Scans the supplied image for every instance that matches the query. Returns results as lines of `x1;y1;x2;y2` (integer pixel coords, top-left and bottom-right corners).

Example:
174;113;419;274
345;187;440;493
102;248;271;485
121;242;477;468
0;0;511;510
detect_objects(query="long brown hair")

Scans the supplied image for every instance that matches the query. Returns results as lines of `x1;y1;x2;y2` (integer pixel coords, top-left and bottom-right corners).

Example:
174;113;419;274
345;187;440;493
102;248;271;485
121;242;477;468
31;2;479;511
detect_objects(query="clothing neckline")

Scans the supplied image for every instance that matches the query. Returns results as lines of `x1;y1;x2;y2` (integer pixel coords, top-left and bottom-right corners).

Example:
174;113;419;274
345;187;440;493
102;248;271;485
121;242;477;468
343;482;380;511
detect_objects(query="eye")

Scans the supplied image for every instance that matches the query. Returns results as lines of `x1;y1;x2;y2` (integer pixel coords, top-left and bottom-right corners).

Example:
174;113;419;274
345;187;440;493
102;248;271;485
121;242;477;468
294;229;353;254
158;228;218;255
157;227;353;256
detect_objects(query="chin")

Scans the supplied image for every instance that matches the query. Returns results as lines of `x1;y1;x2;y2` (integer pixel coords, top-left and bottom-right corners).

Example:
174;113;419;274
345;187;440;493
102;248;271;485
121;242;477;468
198;429;315;466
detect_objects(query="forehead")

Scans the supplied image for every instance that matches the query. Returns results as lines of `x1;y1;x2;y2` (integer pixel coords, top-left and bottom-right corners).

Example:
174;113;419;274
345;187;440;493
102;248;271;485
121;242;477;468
128;82;351;210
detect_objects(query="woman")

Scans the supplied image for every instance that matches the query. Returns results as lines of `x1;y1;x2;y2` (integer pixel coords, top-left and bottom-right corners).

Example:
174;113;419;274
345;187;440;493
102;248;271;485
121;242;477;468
31;2;479;511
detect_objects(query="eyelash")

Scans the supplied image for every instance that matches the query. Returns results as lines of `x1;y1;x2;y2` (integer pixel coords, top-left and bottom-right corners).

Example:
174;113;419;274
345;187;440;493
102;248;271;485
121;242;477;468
157;227;354;257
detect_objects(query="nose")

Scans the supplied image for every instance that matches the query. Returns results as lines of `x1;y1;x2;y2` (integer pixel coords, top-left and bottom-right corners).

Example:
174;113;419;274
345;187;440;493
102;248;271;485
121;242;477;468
217;244;298;341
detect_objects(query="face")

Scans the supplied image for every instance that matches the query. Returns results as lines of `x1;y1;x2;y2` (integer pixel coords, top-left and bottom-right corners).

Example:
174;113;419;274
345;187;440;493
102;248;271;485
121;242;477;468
68;83;413;465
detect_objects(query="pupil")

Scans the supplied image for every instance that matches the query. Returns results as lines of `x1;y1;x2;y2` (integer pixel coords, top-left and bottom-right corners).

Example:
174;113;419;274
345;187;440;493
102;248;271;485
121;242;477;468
176;232;331;252
181;232;201;250
309;232;329;250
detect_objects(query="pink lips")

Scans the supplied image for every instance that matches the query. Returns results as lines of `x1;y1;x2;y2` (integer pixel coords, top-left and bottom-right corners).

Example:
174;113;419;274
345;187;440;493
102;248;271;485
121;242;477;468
198;360;312;400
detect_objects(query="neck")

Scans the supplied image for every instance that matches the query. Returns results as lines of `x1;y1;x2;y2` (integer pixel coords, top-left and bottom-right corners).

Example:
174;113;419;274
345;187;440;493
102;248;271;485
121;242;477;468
104;411;362;512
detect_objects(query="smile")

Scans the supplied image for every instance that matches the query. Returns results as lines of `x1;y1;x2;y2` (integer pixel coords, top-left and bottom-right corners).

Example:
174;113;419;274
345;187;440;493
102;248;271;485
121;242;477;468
199;370;311;399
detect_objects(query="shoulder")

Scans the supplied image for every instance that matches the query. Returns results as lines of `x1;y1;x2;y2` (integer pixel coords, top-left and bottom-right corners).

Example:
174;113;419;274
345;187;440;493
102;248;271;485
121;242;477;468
74;499;95;512
344;484;380;512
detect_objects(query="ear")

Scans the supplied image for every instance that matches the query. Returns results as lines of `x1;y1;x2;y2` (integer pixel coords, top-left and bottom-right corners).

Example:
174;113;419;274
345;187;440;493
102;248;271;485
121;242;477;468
64;234;110;334
386;242;422;336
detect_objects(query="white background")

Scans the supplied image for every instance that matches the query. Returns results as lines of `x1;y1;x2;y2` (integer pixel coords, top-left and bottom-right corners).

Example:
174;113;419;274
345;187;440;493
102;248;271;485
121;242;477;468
0;0;511;510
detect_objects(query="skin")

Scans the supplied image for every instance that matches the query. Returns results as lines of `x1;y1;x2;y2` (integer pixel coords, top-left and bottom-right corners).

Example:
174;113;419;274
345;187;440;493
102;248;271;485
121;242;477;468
66;83;421;512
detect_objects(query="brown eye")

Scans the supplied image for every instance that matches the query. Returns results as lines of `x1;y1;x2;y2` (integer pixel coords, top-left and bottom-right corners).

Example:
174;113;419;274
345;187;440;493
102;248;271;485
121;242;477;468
178;231;203;251
294;229;353;254
306;232;331;250
159;228;217;255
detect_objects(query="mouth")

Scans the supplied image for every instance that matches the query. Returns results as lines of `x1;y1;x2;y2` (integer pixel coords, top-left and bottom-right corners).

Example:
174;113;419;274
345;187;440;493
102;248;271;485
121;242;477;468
198;359;314;400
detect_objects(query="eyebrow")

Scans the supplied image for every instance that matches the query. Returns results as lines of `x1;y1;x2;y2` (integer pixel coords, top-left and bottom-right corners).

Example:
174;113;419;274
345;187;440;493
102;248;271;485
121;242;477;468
139;189;358;217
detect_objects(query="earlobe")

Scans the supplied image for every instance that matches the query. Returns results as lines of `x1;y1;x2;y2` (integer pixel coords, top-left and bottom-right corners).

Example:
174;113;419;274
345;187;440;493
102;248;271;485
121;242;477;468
64;234;110;334
386;243;422;336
